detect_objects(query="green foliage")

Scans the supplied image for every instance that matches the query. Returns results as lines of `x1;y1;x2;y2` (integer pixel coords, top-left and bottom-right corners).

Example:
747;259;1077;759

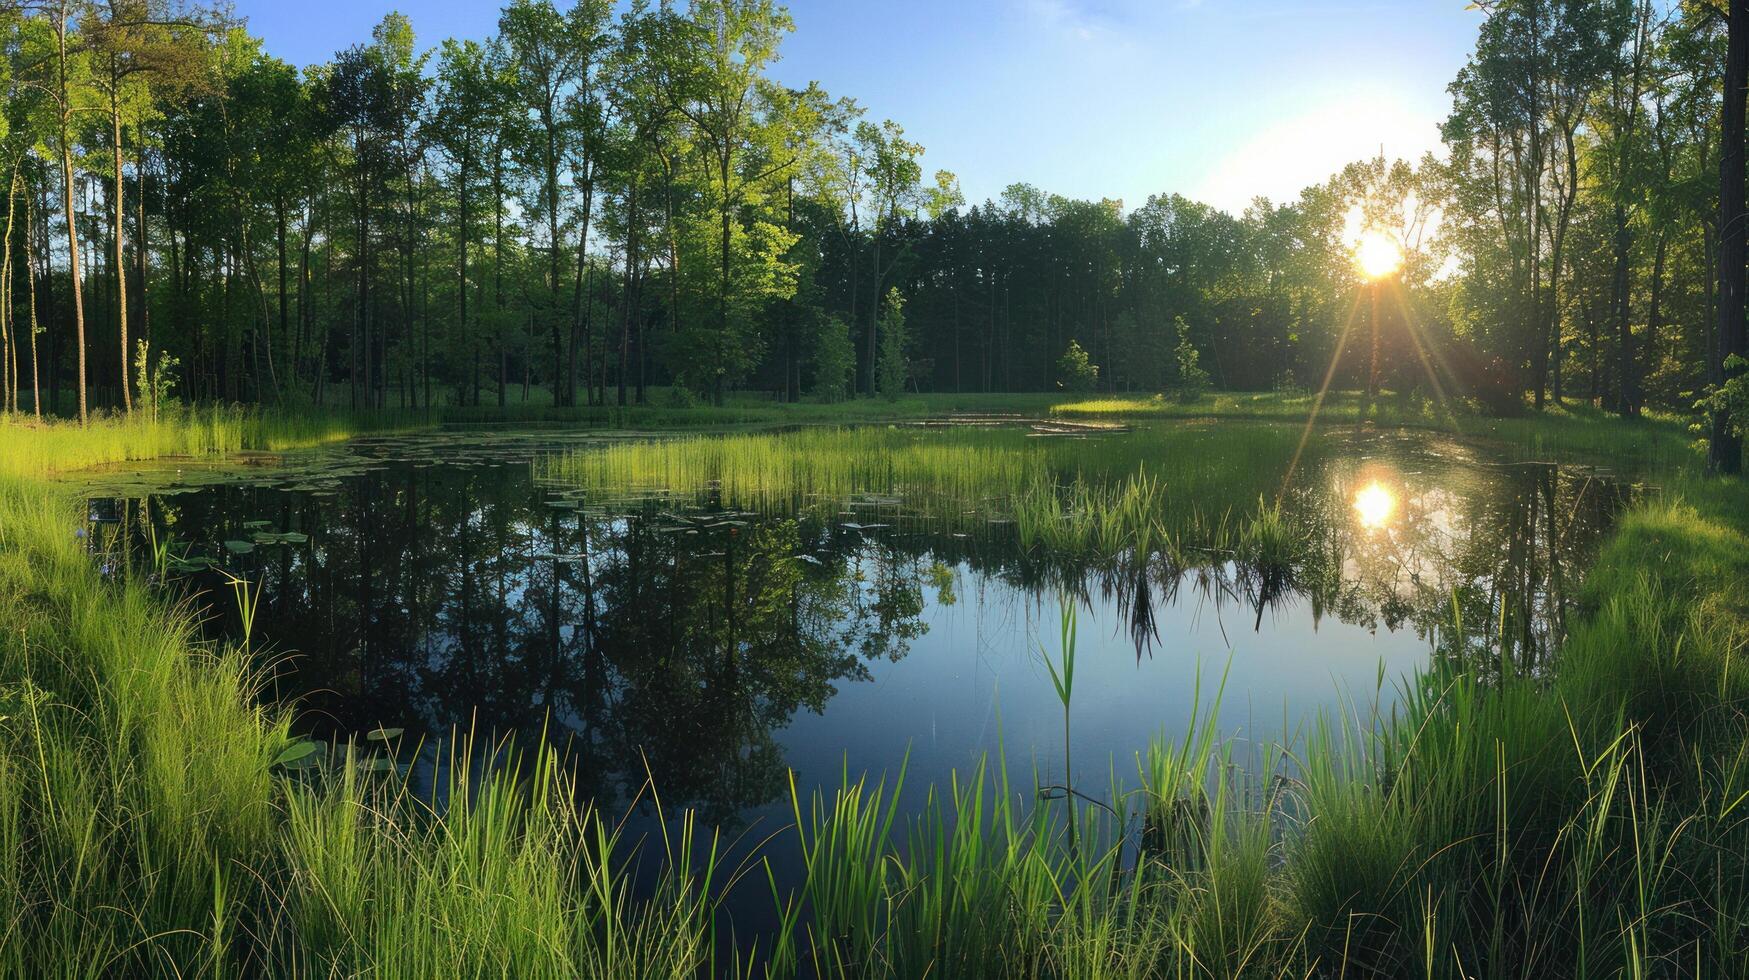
1171;316;1211;402
0;0;1722;422
132;340;178;425
1056;338;1099;392
875;288;907;402
1693;354;1749;449
809;315;855;402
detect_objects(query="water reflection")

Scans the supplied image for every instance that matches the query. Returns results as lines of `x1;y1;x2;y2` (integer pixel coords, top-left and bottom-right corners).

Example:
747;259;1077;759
1353;481;1397;530
78;426;1636;829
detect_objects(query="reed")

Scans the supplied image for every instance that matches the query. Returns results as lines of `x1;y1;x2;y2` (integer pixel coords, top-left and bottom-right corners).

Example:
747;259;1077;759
537;423;1313;572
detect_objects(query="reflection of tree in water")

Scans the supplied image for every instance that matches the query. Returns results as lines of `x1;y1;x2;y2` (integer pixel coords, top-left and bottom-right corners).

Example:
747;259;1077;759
97;440;1634;824
1005;457;1633;673
1309;462;1635;679
115;465;937;824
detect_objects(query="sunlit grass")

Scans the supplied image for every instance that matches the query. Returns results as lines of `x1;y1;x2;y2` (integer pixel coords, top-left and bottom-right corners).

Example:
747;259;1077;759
537;423;1322;570
0;396;1744;974
0;404;432;482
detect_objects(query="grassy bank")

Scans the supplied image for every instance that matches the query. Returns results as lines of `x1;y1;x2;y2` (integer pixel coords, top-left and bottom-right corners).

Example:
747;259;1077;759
0;398;1743;976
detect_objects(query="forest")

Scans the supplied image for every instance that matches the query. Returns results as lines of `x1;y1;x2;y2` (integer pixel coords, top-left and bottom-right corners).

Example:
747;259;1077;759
0;0;1742;462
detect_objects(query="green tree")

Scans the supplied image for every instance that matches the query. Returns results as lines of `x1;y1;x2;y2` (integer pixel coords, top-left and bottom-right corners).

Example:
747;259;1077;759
499;0;607;407
671;0;796;404
1056;338;1098;392
1172;315;1210;402
809;313;853;402
876;286;906;400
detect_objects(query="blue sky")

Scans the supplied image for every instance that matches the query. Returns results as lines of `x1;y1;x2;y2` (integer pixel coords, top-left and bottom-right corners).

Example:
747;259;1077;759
232;0;1481;214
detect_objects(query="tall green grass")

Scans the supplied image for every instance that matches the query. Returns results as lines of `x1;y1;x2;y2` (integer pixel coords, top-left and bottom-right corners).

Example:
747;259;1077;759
0;475;724;976
0;404;432;482
537;423;1320;575
0;397;1745;975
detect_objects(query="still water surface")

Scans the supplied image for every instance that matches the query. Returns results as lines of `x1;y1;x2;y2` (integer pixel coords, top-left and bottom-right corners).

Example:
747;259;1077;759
76;421;1633;846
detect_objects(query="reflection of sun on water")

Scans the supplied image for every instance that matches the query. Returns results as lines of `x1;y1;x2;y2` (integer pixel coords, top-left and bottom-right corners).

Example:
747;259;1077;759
1354;482;1396;529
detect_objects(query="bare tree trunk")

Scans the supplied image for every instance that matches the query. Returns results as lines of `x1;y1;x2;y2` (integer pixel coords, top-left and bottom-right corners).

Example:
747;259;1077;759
568;163;595;408
136;131;150;358
1645;230;1667;396
458;147;473;407
493;143;507;407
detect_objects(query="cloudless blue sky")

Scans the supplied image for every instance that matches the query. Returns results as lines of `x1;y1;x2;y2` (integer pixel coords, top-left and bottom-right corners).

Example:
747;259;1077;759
231;0;1481;214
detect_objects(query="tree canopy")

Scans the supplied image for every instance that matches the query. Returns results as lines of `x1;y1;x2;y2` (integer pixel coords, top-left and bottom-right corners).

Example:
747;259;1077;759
0;0;1740;462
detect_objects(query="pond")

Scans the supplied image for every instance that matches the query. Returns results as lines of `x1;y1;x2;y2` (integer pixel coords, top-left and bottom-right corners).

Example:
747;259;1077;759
74;419;1633;894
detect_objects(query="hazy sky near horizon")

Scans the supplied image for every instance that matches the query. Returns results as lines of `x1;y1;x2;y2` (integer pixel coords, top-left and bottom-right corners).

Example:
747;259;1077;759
230;0;1481;215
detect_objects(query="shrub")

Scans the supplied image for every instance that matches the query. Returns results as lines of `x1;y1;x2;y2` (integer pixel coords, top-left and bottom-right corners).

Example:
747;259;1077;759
1057;339;1100;392
1171;317;1211;403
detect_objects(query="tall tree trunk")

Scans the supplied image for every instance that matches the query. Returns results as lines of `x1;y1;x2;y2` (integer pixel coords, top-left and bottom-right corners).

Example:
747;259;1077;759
293;199;314;392
493;143;506;408
569;162;595;408
276;195;289;399
2;171;15;414
459;148;473;408
1714;0;1748;474
619;176;638;407
136;131;150;358
547;125;565;408
26;190;42;418
716;153;730;407
1612;202;1635;416
57;14;88;422
1645;230;1667;396
111;95;130;412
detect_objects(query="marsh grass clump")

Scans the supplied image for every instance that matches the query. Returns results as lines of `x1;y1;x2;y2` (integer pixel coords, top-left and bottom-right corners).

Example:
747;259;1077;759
0;477;718;976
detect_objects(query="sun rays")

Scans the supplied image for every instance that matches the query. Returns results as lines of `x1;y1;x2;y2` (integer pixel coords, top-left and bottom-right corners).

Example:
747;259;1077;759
1278;230;1460;501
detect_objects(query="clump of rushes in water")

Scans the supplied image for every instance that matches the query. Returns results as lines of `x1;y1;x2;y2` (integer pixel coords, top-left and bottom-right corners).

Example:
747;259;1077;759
1039;599;1079;840
219;569;260;651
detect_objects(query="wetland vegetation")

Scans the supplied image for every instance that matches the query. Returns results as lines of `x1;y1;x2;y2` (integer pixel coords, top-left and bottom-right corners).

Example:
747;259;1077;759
2;0;1749;975
3;398;1737;978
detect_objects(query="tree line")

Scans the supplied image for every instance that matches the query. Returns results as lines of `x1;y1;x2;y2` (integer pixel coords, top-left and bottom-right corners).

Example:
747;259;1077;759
0;0;1743;463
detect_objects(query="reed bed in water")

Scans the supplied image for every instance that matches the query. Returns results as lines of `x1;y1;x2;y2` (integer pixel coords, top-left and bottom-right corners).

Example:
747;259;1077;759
537;424;1318;568
538;424;1049;505
0;404;432;481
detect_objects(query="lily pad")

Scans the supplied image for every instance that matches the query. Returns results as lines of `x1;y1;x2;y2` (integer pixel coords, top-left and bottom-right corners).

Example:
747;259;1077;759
272;740;320;769
224;539;256;555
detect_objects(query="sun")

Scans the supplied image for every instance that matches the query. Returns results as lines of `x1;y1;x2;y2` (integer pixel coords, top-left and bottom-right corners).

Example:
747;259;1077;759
1355;230;1403;280
1353;481;1396;530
